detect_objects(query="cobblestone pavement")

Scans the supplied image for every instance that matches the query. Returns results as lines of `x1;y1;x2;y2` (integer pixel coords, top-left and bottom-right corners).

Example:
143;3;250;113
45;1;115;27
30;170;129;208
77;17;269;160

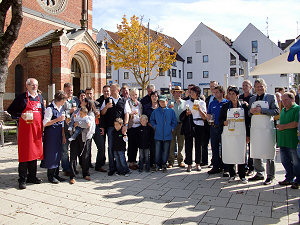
0;137;299;225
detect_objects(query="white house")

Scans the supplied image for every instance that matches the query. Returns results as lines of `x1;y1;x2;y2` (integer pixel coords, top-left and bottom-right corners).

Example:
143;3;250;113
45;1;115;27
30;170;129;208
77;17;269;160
178;22;247;96
96;28;184;96
232;23;288;94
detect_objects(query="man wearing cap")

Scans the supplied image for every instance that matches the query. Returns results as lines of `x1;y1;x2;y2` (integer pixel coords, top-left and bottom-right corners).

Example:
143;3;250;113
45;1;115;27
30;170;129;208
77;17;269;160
150;95;177;172
168;86;186;168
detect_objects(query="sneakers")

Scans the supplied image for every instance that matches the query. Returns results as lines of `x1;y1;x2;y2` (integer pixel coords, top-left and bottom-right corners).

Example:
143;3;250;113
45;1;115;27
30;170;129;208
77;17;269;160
228;176;236;183
263;177;273;185
241;178;248;184
124;173;130;177
248;174;264;181
68;137;75;142
54;176;66;182
278;180;292;186
246;170;254;176
152;165;158;172
195;165;201;171
167;164;173;168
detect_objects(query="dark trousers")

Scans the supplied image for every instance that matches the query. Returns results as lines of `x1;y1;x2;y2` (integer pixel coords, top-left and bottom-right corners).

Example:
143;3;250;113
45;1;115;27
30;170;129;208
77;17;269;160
201;123;210;165
94;126;106;169
210;126;223;170
18;160;37;183
139;148;150;170
69;135;91;178
127;127;139;163
228;164;246;179
149;133;155;167
184;125;204;165
246;143;254;171
47;167;59;180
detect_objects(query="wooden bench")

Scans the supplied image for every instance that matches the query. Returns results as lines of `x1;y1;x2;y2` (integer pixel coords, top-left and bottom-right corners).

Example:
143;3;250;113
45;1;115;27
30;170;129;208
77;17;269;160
0;111;18;147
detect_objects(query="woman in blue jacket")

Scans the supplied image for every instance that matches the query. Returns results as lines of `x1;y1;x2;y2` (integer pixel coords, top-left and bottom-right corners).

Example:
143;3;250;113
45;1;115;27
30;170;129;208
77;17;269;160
150;95;177;172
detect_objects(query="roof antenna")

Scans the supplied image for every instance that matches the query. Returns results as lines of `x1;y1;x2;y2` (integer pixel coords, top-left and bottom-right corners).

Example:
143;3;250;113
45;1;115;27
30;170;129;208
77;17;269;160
266;17;269;38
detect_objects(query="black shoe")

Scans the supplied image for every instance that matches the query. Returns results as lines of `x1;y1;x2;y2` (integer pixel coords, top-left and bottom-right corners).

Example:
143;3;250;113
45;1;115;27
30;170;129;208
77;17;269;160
200;163;208;167
278;180;292;186
48;177;59;184
138;168;143;172
95;167;107;172
263;178;273;185
27;177;42;184
162;165;167;173
223;172;230;177
19;182;26;189
75;170;79;175
248;174;264;181
54;176;66;182
89;164;94;168
108;171;115;176
207;168;221;174
246;170;254;176
291;183;299;189
208;164;213;168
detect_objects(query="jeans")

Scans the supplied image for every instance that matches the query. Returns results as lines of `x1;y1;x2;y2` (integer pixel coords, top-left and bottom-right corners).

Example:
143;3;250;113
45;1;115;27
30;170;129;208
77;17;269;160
70;126;83;140
155;140;171;168
94;126;106;169
61;131;70;172
210;126;223;170
280;147;300;184
107;127;116;172
114;151;130;174
139;148;150;170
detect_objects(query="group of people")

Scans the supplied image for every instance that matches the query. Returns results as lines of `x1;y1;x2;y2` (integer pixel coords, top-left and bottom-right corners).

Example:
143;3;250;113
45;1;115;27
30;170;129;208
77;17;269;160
7;77;300;191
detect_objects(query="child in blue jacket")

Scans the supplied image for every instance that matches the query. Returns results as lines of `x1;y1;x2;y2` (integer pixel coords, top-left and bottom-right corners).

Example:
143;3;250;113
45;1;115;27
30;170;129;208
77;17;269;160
150;95;177;172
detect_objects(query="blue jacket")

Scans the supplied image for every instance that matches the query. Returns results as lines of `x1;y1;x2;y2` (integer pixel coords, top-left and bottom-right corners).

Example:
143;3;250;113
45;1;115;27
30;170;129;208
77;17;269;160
150;107;177;141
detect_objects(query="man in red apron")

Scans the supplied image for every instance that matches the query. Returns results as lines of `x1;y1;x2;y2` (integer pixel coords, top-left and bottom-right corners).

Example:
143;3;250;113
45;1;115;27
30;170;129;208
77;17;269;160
7;78;45;189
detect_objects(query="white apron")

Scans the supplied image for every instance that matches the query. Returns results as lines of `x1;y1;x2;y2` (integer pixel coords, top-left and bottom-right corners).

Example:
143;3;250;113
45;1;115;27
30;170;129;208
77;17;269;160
222;107;246;164
250;100;276;159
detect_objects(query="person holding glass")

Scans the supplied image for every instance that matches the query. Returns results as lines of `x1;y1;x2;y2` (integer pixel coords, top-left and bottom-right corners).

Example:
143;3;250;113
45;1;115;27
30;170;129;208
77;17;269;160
42;91;68;183
7;78;45;189
180;86;207;172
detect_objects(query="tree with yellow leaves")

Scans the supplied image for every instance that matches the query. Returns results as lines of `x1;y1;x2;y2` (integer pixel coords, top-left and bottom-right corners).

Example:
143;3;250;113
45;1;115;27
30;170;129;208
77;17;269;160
107;15;176;96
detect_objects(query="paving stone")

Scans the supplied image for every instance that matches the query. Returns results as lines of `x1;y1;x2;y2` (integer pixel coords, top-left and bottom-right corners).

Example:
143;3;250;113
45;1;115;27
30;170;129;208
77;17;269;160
164;188;193;198
236;214;254;222
259;192;287;203
200;216;219;224
252;216;288;225
229;193;258;205
199;196;229;207
226;202;242;209
193;187;221;197
218;218;252;225
240;204;272;217
205;207;239;219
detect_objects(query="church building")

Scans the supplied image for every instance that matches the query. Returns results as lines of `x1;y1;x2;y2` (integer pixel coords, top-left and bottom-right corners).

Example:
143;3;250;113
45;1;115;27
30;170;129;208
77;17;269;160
4;0;106;109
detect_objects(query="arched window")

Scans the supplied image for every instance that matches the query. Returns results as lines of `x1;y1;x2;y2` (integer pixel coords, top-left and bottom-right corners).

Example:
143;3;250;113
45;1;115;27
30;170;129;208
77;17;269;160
15;64;23;97
71;58;81;97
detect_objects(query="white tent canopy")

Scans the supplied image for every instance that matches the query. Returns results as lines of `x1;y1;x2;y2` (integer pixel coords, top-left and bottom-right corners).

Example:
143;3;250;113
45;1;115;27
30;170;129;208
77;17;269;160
250;52;300;76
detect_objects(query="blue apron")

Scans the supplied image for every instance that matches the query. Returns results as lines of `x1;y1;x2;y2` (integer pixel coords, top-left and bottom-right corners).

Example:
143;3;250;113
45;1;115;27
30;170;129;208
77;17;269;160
42;104;63;169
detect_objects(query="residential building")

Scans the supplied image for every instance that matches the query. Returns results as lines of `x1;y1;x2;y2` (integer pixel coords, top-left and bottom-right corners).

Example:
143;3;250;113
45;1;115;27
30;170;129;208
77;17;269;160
97;28;184;96
233;23;287;94
178;22;247;96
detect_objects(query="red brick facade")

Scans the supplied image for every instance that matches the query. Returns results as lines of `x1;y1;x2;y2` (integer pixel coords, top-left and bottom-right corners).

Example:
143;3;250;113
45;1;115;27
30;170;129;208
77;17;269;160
4;0;105;109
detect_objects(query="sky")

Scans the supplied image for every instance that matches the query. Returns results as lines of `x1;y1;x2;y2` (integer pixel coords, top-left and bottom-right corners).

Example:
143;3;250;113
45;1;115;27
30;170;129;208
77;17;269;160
92;0;300;45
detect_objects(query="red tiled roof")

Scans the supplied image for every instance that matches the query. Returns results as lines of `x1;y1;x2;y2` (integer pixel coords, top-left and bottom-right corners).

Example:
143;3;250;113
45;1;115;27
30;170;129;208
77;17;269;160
105;29;182;51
